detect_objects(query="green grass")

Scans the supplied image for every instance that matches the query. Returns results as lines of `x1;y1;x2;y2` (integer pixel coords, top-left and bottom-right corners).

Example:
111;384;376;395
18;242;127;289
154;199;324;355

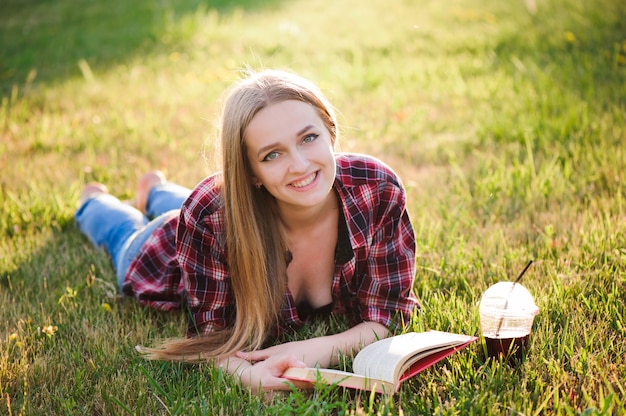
1;0;625;413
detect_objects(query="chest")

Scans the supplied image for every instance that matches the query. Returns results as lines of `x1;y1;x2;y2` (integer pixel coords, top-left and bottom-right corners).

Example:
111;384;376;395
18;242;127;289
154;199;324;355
286;220;338;308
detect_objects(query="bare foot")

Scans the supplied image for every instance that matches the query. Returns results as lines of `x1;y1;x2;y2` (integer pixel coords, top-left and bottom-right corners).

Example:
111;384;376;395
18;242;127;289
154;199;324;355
135;170;166;214
80;183;108;205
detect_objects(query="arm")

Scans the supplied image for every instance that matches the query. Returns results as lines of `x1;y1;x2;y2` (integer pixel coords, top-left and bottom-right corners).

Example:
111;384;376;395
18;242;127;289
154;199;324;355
235;321;388;390
357;179;419;329
176;178;234;336
240;321;388;367
335;155;419;330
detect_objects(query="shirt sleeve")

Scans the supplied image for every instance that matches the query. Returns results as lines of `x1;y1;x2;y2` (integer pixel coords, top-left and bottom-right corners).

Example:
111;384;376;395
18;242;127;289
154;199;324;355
122;215;184;311
358;180;419;329
176;183;234;337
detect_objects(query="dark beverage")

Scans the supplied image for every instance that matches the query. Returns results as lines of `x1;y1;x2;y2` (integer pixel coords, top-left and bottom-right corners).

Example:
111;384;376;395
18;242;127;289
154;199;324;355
484;333;530;363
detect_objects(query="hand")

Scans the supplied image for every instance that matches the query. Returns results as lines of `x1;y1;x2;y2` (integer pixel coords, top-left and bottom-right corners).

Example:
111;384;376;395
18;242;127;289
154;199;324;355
236;353;311;392
236;337;327;366
234;322;388;392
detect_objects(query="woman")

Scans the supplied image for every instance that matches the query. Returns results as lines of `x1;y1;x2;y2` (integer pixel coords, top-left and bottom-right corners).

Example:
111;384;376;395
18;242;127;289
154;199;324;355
76;69;419;391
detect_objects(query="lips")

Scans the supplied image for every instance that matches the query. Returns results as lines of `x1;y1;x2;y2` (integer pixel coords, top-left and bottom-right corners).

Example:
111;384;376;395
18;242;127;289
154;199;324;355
290;171;318;188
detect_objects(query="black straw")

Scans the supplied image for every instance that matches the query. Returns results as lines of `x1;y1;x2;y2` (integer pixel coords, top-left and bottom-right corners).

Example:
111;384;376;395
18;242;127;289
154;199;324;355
514;260;533;285
494;260;534;337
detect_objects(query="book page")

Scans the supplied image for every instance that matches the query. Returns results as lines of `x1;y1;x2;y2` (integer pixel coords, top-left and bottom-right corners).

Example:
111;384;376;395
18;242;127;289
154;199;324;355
353;331;476;383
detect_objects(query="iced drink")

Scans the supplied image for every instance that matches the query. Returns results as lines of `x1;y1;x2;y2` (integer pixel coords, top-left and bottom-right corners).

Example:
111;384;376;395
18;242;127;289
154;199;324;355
479;282;539;363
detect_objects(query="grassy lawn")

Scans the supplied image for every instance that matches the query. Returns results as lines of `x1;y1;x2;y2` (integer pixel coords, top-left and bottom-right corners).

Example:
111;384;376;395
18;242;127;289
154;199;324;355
1;0;625;414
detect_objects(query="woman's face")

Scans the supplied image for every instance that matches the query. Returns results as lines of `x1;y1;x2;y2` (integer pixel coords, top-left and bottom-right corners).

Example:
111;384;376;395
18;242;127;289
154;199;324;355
245;99;336;214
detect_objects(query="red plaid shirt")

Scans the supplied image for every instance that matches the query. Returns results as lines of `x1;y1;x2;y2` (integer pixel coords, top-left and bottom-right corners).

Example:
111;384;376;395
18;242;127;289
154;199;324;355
123;153;419;336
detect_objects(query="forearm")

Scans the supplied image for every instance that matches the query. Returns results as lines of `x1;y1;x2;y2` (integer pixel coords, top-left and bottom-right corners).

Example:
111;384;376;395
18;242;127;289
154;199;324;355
288;321;388;368
230;321;388;391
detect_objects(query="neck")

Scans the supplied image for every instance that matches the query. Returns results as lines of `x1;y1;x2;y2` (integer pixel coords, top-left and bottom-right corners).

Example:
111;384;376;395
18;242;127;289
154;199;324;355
278;192;338;233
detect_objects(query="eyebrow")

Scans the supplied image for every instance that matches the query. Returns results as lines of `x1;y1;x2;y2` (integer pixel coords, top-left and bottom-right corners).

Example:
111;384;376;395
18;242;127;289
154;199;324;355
256;124;315;158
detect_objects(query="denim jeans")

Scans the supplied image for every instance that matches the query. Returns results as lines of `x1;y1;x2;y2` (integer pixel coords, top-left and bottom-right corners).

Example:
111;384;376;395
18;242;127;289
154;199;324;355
75;182;191;289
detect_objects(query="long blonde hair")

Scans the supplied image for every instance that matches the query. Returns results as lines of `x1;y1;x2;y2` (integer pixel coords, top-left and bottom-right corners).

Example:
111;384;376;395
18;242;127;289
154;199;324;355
142;69;338;362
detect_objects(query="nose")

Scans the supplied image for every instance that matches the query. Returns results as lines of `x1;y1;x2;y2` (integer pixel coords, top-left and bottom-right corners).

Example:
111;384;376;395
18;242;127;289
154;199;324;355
289;149;309;173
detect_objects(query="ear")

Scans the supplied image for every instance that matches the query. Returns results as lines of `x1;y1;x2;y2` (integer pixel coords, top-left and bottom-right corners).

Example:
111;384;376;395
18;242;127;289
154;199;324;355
250;177;262;189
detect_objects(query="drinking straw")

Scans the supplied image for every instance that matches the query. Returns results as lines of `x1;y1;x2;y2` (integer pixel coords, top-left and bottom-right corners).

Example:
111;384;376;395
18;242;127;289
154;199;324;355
494;259;534;337
513;259;533;285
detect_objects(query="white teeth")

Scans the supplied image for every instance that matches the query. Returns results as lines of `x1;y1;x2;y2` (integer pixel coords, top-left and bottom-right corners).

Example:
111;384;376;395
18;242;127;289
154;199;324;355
291;172;316;188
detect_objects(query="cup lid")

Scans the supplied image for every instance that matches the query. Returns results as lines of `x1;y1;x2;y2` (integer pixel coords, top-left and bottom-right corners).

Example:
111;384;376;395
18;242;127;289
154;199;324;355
479;282;539;317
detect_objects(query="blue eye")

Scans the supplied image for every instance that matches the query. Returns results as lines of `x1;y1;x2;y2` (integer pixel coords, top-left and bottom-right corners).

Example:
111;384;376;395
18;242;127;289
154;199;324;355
263;151;279;162
302;134;319;144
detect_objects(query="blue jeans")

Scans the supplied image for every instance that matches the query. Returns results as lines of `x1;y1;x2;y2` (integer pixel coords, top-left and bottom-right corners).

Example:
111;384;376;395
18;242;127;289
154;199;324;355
75;182;191;289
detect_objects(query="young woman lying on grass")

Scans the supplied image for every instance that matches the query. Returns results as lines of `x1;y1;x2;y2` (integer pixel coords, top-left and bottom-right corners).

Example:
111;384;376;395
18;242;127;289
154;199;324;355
75;69;419;392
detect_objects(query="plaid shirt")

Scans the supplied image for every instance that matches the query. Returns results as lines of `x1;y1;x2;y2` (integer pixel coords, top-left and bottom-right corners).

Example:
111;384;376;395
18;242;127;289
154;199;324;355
123;153;419;337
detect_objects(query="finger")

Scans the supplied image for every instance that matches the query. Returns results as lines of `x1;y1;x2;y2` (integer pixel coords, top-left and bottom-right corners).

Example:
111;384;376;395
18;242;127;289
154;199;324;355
235;350;268;362
285;356;306;368
275;355;306;371
234;350;248;359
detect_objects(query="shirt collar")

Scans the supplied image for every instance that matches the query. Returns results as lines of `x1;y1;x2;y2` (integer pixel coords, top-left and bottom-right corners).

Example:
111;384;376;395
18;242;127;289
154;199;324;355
333;174;369;254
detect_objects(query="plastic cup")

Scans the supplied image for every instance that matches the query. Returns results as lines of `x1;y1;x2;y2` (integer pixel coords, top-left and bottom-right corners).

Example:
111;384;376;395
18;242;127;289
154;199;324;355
479;282;539;363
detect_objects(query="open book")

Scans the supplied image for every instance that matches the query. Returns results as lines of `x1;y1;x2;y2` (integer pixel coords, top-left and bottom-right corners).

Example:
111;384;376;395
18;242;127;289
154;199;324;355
283;330;477;394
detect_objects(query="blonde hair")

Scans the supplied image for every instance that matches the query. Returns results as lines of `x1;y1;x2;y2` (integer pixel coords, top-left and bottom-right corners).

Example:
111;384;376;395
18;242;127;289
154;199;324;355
142;69;338;362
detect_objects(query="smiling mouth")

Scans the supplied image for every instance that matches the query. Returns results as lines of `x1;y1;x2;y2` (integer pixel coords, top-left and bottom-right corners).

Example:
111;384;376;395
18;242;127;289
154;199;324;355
290;171;318;188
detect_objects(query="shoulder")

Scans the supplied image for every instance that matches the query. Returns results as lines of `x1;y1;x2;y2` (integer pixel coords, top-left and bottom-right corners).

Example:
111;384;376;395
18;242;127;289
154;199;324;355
180;173;224;222
333;153;412;250
335;153;404;190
